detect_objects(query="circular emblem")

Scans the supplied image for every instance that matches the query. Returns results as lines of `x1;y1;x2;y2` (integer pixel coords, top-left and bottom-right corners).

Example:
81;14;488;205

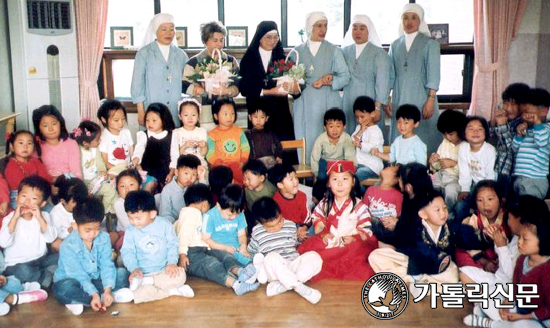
361;272;409;320
223;139;237;154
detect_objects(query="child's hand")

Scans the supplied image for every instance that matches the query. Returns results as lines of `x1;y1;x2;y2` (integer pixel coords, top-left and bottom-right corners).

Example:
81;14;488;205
322;233;334;245
321;74;333;86
457;192;469;202
165;264;182;278
12;205;22;219
194;84;205;95
225;245;237;254
342;235;356;245
276;157;283;164
0;275;7;286
179;254;190;270
297;226;308;241
184;140;196;149
0;202;8;216
483;260;498;273
485;224;507;247
516;122;528;137
499;304;511;321
90;293;102;312
381;216;398;231
239;245;250;258
165;170;175;184
131;157;140;166
429;153;440;164
198;140;206;148
312;79;324;89
100;171;108;178
370;148;380;157
439;159;457;169
69;222;78;233
30;206;42;220
102;290;114;309
197;165;206;181
129;269;143;283
352;136;361;148
494;108;508;125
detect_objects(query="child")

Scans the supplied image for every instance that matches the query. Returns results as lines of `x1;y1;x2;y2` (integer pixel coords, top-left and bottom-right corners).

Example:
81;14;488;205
32;105;82;179
0;176;57;287
372;104;427;165
50;176;89;252
248;197;323;304
111;169;142;250
160;154;204;223
456;116;496;220
74;120;117;212
242;159;276;211
0;250;48;316
455;180;505;277
512;87;550;199
173;99;208;167
463;195;550;328
270;164;310;240
369;190;491;298
202;184;255;268
121;190;194;303
53;197;133;316
245;100;283;169
310;108;356;180
206;98;250;184
0;130;52;212
351;96;384;182
209;165;233;205
491;83;530;196
430;109;466;211
297;160;377;281
174;184;260;295
132;103;179;189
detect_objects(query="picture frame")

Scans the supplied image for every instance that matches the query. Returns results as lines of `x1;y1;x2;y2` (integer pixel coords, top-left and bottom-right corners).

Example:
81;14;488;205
110;26;134;49
428;24;449;45
226;26;248;48
176;27;188;48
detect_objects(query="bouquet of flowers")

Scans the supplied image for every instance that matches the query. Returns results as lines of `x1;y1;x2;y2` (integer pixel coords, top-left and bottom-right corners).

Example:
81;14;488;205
267;49;308;93
186;48;237;97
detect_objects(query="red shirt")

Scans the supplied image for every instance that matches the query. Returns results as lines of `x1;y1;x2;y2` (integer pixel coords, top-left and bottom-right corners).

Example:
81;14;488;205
273;190;309;225
0;157;53;202
513;255;550;320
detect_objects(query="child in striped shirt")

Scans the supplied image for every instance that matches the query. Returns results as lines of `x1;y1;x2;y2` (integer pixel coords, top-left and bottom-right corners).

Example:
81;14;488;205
248;197;322;304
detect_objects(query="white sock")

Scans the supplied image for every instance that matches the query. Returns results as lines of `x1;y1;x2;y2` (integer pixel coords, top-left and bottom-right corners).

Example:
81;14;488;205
0;303;10;316
294;283;321;304
169;285;195;298
65;304;84;316
11;294;18;305
22;282;41;292
463;314;492;327
266;281;289;297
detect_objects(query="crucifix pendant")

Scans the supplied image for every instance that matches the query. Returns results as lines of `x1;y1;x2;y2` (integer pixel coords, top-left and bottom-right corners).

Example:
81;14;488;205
168;75;173;83
404;61;408;71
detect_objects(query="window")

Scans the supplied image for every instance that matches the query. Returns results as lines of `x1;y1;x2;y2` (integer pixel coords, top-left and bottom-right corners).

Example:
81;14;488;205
287;0;344;46
104;0;154;48
161;0;218;48
225;0;281;47
350;0;409;45
416;0;474;43
439;54;464;95
111;59;134;99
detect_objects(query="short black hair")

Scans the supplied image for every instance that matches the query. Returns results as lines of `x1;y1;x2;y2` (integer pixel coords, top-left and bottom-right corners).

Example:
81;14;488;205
177;154;201;169
219;184;245;212
212;98;236;125
73;120;102;146
97;99;127;127
251;197;281;223
54;175;88;205
502;83;530;104
437;109;467;140
18;175;51;202
145;103;176;132
32;105;70;141
524;88;550;107
396;104;421;123
473;180;502;202
465;116;490;141
416;189;445;211
400;163;433;199
242;159;267;176
312;178;327;202
184;183;213;207
353;96;375;113
116;169;143;188
124;190;156;213
247;98;270;117
209;165;233;197
515;195;550;256
324;107;346;126
73;197;105;225
268;163;295;185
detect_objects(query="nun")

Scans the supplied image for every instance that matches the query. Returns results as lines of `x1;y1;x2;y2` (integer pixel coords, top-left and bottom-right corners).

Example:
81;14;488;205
388;3;442;154
239;21;297;164
290;12;350;163
342;14;390;136
131;13;188;126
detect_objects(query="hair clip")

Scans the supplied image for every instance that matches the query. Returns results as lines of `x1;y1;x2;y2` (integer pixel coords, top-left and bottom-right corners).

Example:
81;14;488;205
73;127;82;137
4;132;14;142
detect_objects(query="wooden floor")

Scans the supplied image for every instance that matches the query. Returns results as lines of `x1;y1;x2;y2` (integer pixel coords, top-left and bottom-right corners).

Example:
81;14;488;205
1;277;472;328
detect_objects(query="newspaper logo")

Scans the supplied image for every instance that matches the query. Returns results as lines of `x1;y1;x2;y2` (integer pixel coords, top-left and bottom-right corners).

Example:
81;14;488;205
362;272;409;320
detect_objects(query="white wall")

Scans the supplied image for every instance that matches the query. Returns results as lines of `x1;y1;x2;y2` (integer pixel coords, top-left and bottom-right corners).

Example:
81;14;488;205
0;0;14;116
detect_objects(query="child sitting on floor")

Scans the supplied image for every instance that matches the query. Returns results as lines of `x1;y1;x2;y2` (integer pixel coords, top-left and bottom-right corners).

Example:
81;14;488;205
248;197;322;304
174;184;260;295
209;165;233;205
53;197;133;316
122;190;194;303
245;99;283;169
111;169;142;250
242;159;276;211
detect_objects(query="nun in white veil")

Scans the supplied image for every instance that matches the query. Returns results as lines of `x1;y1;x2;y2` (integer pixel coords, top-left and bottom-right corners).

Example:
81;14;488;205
387;3;441;154
131;13;189;126
341;14;390;136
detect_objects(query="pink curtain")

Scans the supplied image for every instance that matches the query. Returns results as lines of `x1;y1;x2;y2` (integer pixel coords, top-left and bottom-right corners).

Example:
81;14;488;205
469;0;528;119
75;0;109;122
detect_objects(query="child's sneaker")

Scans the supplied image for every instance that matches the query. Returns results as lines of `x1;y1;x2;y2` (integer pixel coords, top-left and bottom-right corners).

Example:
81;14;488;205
22;282;41;292
113;288;134;303
17;290;48;304
294;283;321;304
232;281;260;296
129;276;142;291
237;263;257;283
234;251;252;266
266;281;289;297
169;285;195;298
65;304;84;316
0;303;10;316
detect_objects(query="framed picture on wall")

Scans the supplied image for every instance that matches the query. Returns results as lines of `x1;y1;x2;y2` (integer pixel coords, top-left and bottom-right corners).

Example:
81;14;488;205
110;26;134;48
226;26;248;48
428;24;449;45
176;27;188;48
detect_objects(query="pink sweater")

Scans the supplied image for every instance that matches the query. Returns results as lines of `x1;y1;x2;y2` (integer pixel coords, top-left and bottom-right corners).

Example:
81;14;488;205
40;138;82;179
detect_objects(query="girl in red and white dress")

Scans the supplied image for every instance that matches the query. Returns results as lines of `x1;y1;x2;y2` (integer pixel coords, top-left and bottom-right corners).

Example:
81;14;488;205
298;160;378;281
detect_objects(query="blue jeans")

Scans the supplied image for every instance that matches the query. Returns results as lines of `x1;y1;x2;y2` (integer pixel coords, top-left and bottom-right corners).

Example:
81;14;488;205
187;247;233;286
208;249;241;272
4;253;59;288
0;276;23;303
317;158;327;181
356;164;379;193
53;268;129;305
